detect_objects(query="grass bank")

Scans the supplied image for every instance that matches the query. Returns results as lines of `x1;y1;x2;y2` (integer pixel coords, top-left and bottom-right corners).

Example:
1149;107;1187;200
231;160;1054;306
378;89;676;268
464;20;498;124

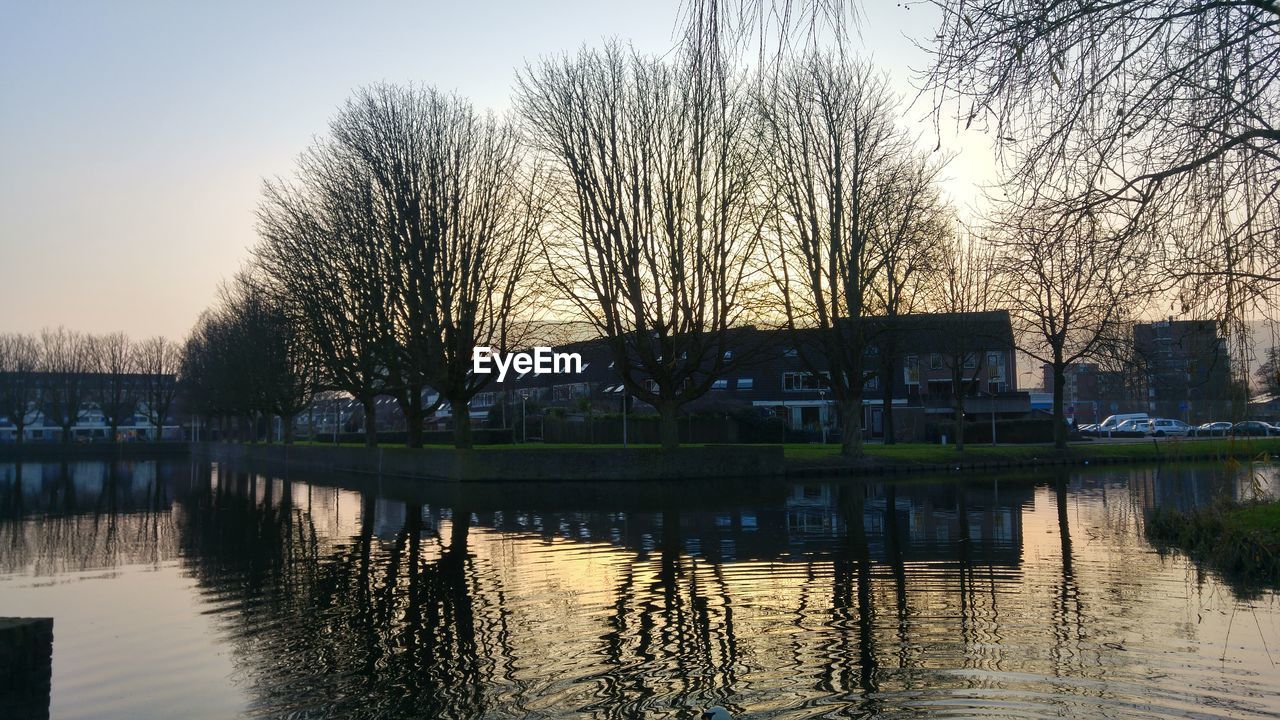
1146;498;1280;590
782;437;1280;475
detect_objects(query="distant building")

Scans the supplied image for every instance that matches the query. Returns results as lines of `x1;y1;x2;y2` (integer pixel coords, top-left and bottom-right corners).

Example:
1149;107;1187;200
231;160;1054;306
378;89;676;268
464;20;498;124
1132;319;1231;422
1039;362;1136;424
474;311;1024;442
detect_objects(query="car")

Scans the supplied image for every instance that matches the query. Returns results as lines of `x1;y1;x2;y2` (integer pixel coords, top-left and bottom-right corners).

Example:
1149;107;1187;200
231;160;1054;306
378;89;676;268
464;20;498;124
1147;418;1192;437
1095;413;1149;436
1115;419;1151;434
1229;421;1280;437
1191;421;1232;437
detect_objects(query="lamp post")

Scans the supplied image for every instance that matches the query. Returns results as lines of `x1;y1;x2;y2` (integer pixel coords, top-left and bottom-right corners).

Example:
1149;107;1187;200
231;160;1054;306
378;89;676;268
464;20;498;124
818;389;828;444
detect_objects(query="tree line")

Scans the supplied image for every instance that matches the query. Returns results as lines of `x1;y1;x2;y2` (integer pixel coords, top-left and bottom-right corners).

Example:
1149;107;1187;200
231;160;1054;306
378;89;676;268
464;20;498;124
0;328;181;444
183;0;1279;456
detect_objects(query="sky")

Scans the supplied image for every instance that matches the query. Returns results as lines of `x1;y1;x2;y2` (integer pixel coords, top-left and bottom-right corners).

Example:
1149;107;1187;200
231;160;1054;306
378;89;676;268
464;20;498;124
0;0;998;342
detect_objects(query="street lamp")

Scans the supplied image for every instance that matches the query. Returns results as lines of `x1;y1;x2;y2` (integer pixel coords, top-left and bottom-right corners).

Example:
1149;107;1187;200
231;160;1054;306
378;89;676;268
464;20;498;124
818;388;828;444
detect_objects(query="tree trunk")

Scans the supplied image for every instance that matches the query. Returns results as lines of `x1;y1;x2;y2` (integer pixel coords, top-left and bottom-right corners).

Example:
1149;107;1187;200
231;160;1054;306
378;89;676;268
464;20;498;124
362;396;378;447
109;418;119;444
1052;357;1068;450
954;395;966;452
283;414;295;444
881;353;896;445
453;401;473;450
658;399;680;451
839;396;864;458
399;388;424;449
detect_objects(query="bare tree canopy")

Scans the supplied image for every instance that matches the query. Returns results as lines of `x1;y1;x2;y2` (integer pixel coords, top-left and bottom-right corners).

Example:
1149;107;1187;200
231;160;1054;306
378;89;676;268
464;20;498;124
86;331;137;442
921;0;1280;322
256;134;397;447
0;333;41;444
331;85;540;449
518;43;760;449
135;335;181;441
991;203;1150;447
678;0;860;58
929;229;1001;451
756;54;948;457
255;84;539;448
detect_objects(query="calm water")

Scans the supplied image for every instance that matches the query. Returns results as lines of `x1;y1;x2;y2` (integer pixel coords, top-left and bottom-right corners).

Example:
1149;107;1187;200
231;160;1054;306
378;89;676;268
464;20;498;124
1;458;1278;719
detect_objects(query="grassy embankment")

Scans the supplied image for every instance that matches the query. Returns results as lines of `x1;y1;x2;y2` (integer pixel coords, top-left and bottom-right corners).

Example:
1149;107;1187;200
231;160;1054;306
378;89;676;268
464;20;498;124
290;436;1280;467
1147;497;1280;589
782;436;1280;467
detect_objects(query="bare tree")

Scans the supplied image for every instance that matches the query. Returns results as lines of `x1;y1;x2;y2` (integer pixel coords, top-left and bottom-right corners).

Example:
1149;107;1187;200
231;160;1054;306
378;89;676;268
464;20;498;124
930;230;1001;451
87;332;136;442
1258;346;1280;397
755;54;918;457
40;327;91;443
921;0;1280;341
0;333;40;444
870;154;951;444
256;138;396;447
331;85;539;449
135;336;181;441
518;43;761;450
992;203;1148;448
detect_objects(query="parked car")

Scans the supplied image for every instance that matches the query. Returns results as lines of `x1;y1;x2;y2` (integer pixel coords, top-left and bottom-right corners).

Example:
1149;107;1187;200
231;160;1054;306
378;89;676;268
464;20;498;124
1147;418;1192;437
1229;421;1280;437
1191;421;1232;437
1095;413;1149;436
1115;419;1151;434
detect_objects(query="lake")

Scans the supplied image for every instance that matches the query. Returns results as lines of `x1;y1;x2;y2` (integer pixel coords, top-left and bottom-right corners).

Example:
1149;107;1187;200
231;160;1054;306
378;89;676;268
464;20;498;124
1;458;1278;719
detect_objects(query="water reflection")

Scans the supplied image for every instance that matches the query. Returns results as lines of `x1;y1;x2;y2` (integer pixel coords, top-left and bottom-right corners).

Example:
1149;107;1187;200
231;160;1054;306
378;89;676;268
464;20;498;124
1;460;1277;719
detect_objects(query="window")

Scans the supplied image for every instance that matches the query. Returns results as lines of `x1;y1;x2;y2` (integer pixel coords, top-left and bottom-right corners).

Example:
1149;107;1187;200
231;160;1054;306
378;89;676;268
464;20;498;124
711;379;728;390
783;348;799;358
723;350;734;361
963;352;977;369
783;371;828;391
865;375;879;390
930;353;943;370
986;351;1005;381
737;377;754;390
904;356;920;385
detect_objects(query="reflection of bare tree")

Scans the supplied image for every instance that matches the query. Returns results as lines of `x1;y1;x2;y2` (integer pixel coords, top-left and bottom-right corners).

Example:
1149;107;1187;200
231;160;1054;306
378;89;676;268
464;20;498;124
825;484;878;705
0;460;183;575
174;477;508;719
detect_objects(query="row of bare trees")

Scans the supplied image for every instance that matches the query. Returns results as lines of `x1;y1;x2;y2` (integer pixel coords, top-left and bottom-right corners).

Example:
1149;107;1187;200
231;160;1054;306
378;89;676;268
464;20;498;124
188;36;1191;455
0;328;181;444
174;47;966;456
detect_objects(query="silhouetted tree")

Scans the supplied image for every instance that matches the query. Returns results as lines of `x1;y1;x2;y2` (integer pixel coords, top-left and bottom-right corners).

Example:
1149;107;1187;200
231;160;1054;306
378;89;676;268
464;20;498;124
756;55;930;457
519;43;760;450
922;0;1280;339
40;327;91;443
87;332;137;442
0;333;40;444
330;85;539;449
135;336;181;441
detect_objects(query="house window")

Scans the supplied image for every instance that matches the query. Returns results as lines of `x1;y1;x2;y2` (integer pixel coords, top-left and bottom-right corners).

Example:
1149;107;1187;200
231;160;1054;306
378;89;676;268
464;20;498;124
553;384;581;401
904;356;920;386
784;348;799;358
737;378;754;390
711;379;728;390
783;371;828;391
865;374;879;391
930;353;943;370
723;350;734;361
987;351;1005;381
963;352;977;369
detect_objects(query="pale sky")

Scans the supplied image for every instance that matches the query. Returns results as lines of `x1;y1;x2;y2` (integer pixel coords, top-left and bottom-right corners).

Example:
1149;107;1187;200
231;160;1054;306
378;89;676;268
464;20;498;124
0;0;997;341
